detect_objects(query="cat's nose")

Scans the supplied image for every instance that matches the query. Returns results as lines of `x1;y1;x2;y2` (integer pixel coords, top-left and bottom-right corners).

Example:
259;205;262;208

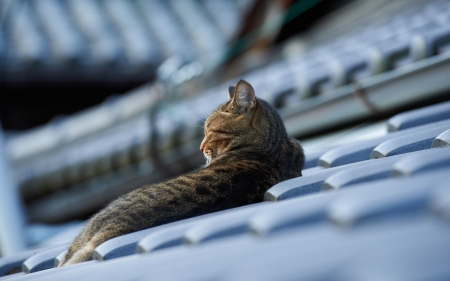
200;137;206;153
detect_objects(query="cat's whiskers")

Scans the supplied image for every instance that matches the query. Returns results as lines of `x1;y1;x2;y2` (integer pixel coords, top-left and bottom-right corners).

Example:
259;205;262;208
198;109;211;119
196;117;206;123
196;111;209;121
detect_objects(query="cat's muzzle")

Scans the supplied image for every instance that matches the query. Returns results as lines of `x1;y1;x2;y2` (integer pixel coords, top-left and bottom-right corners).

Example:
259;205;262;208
203;150;212;166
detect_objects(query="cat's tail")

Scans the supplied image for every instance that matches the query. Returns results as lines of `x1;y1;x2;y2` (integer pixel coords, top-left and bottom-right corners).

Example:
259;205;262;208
58;231;111;267
58;241;96;267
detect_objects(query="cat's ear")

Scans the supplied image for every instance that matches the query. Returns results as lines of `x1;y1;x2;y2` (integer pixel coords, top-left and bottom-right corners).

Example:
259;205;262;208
232;80;256;111
228;86;235;100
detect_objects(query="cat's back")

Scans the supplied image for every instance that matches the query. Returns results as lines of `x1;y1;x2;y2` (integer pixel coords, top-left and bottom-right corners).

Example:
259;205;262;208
200;156;281;203
250;98;304;179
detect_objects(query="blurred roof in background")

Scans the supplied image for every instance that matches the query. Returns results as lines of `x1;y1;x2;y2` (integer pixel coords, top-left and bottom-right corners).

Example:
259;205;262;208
0;0;349;131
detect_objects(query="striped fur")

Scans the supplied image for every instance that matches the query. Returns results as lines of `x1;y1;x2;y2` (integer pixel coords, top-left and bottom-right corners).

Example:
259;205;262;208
59;80;304;266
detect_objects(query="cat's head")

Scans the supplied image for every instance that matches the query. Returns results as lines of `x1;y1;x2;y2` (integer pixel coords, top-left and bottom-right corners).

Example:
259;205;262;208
200;79;287;166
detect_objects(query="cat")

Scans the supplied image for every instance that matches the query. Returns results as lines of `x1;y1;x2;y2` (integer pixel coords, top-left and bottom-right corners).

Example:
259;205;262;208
58;80;304;266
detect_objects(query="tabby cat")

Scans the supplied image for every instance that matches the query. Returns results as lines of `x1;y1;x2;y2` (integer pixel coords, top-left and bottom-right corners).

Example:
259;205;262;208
59;80;304;266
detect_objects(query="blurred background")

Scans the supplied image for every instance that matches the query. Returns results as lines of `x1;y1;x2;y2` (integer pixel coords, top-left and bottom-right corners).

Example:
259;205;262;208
1;0;450;256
